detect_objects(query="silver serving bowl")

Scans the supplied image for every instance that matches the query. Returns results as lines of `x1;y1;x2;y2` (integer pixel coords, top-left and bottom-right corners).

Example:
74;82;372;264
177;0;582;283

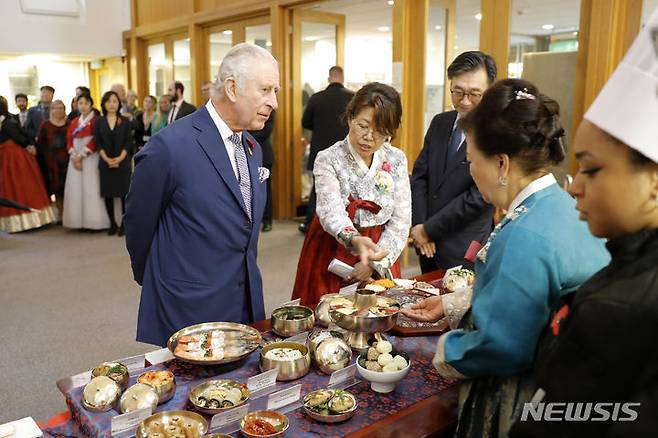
240;410;289;438
188;379;249;415
136;410;208;438
271;305;315;337
120;383;159;414
259;341;311;381
314;337;352;375
167;321;261;365
329;291;400;333
315;293;340;327
137;370;176;404
307;328;345;357
82;376;121;412
302;389;358;423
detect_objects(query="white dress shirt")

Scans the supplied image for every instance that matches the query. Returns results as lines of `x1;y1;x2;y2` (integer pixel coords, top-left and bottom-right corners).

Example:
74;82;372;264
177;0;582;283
205;100;241;179
168;97;184;123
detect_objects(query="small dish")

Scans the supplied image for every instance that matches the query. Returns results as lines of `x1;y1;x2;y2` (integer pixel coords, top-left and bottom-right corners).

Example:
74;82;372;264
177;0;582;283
240;410;289;437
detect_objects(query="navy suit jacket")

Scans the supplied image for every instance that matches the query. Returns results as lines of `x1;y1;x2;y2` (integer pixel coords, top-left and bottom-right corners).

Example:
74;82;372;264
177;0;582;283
411;110;494;269
125;106;267;346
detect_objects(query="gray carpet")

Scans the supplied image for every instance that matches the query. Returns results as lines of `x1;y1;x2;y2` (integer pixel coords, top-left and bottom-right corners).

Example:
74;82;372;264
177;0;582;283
0;220;419;424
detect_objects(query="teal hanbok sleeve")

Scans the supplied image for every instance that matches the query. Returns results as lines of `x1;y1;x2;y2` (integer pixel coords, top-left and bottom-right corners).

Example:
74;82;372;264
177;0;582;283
442;226;563;377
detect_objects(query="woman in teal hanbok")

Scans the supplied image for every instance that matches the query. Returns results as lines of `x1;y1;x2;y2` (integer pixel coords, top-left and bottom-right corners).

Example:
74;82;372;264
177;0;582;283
403;79;610;437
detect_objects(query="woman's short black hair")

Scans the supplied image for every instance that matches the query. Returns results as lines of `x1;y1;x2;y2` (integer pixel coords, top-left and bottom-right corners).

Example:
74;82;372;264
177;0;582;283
345;82;402;138
447;51;497;84
100;91;122;116
76;93;94;107
460;78;566;173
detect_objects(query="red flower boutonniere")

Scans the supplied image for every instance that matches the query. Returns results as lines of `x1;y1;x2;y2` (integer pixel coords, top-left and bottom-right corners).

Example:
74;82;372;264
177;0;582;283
245;137;257;157
381;161;392;173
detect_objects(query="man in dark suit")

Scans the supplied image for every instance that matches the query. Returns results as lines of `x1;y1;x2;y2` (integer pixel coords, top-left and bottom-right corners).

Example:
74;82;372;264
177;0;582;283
125;43;279;346
13;93;29;128
299;66;354;233
410;51;497;272
25;85;54;185
167;80;196;123
249;110;275;231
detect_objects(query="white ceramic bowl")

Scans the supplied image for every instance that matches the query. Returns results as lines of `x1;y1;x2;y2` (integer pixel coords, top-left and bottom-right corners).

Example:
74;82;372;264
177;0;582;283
356;360;411;393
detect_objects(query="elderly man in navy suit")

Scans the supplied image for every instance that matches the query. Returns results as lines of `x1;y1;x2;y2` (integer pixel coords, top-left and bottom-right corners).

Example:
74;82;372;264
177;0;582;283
410;51;496;272
125;43;279;346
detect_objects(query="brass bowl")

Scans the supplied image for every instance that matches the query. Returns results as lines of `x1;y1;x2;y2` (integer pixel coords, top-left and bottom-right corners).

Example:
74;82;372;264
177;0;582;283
119;383;159;414
259;341;311;381
240;410;289;438
82;376;121;412
329;292;400;333
136;410;208;438
303;389;358;423
315;293;340;327
307;329;345;358
314;337;352;375
271;305;315;337
189;379;249;415
91;361;130;391
137;370;176;404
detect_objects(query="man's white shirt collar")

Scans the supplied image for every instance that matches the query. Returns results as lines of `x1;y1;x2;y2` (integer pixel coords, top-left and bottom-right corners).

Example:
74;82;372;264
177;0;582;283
205;100;241;178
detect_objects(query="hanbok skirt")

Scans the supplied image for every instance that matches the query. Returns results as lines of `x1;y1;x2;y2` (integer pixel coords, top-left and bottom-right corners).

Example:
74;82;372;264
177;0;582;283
62;152;110;230
0;140;56;232
291;215;401;308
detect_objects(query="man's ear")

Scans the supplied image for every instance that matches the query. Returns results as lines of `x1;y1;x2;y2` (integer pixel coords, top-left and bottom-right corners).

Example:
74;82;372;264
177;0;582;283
224;77;239;102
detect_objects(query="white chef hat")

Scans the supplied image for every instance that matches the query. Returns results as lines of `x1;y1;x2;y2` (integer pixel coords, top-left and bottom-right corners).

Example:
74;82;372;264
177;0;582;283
585;7;658;163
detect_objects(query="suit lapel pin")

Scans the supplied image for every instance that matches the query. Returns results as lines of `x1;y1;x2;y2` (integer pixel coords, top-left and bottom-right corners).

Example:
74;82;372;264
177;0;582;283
245;137;256;156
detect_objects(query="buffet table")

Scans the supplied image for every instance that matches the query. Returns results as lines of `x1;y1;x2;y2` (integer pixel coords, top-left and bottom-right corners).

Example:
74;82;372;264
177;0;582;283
44;271;459;438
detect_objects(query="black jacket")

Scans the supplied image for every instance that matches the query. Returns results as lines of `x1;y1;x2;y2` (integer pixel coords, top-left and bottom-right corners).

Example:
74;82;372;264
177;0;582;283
410;110;493;268
302;83;354;170
249;110;275;168
0;116;29;146
510;229;658;438
173;100;196;121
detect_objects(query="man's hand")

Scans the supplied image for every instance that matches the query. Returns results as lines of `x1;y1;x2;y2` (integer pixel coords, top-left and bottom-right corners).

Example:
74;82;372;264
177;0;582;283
26;145;37;156
410;224;436;258
417;241;436;258
349;261;374;282
401;295;444;322
351;236;389;268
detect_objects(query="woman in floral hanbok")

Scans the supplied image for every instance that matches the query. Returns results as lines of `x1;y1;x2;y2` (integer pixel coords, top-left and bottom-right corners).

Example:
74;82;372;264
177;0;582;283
291;82;411;307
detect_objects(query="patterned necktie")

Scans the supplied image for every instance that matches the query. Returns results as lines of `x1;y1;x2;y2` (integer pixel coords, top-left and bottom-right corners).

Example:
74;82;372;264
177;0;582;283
448;125;464;157
229;133;252;220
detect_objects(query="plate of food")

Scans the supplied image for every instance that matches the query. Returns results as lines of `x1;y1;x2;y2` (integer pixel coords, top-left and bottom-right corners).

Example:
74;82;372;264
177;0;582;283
441;265;475;293
188;379;249;414
240;410;289;437
167;322;261;365
303;389;358;423
136;410;207;438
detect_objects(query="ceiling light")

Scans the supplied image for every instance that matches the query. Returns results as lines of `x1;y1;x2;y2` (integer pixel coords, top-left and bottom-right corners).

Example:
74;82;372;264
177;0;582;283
542;24;554;30
223;30;233;35
475;13;482;21
303;36;320;42
377;26;390;32
387;0;394;5
266;41;272;47
454;45;459;50
573;31;578;36
435;25;442;30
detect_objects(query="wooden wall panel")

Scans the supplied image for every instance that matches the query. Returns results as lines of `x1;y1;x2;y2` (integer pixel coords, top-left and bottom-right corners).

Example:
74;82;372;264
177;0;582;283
479;0;511;79
135;0;194;27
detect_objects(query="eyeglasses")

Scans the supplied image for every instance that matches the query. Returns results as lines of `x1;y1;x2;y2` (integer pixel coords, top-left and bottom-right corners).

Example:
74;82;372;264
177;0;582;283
450;88;484;102
352;120;387;141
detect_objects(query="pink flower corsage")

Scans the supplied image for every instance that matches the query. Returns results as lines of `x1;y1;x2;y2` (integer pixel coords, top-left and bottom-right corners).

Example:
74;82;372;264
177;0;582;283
381;161;392;173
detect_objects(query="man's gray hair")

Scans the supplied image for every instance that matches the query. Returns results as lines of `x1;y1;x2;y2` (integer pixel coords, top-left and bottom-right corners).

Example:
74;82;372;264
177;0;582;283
214;43;277;95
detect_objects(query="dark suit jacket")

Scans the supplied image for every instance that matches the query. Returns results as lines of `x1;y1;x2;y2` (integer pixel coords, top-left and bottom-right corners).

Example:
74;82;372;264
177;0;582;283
25;104;49;143
248;110;275;168
411;110;494;269
125;106;267;346
173;100;196;121
302;83;354;170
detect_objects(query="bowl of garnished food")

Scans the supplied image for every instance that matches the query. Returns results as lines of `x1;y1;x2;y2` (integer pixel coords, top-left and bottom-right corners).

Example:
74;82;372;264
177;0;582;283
356;340;411;393
329;292;400;333
303;389;358;423
259;341;311;381
442;265;475;293
136;410;207;438
271;305;315;337
91;361;130;391
137;370;176;403
240;410;289;437
188;379;249;415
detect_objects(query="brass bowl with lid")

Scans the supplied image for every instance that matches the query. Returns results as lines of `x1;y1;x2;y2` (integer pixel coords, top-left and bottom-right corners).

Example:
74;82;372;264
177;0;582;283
120;383;160;414
259;341;311;381
137;370;176;404
270;305;315;337
315;293;340;327
82;376;121;412
91;361;130;391
314;337;352;375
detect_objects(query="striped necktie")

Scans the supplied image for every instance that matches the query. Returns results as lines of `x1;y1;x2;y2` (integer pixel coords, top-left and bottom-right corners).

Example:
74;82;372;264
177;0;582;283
229;133;252;220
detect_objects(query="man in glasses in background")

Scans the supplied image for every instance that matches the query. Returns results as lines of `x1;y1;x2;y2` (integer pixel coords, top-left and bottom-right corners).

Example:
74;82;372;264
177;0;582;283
410;51;496;272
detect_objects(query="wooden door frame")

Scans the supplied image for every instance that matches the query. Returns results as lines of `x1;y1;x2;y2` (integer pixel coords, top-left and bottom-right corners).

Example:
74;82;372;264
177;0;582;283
290;9;346;215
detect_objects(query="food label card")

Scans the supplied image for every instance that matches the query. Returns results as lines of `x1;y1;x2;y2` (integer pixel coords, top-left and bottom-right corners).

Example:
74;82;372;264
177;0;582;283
145;348;174;365
210;403;250;431
328;363;357;387
267;384;302;411
247;368;278;393
281;298;301;307
110;407;152;436
67;370;91;390
118;354;146;374
287;331;309;345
